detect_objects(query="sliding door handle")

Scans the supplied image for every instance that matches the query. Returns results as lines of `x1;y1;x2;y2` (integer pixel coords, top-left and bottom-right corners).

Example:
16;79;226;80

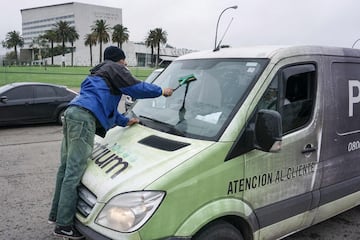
302;144;317;154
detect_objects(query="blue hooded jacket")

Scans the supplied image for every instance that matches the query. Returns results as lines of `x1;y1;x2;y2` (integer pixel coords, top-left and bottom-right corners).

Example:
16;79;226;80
69;60;162;131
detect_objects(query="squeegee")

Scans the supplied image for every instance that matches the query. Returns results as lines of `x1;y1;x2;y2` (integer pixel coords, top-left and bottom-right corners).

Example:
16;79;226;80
173;74;197;91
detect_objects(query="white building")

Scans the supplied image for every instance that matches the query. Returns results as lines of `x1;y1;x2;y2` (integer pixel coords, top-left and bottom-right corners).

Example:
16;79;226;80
20;2;192;66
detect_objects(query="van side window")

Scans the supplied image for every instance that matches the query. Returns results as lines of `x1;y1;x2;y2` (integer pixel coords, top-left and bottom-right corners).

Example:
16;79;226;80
258;64;316;134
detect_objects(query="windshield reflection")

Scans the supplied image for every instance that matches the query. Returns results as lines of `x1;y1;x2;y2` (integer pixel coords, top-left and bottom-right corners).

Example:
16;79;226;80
130;58;267;140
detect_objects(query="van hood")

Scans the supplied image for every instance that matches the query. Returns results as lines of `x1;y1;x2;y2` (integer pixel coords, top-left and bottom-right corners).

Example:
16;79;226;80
81;124;213;202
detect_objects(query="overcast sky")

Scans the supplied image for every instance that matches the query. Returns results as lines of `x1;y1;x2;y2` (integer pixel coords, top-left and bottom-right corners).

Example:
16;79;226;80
1;0;360;55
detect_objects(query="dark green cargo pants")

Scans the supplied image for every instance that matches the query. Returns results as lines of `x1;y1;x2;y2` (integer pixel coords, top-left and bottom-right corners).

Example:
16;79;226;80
49;106;96;226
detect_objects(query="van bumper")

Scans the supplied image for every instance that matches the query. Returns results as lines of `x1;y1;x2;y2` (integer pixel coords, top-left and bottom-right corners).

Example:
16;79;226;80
75;220;191;240
162;238;191;240
75;219;110;240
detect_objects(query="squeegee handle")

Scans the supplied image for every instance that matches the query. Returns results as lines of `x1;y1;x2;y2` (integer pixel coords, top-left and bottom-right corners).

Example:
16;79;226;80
173;85;181;91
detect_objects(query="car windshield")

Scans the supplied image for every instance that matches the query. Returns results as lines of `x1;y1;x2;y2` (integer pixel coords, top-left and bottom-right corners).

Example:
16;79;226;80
145;69;163;83
0;84;12;94
130;58;268;140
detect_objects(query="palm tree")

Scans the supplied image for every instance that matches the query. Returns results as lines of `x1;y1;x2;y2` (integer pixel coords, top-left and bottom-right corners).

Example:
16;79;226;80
38;38;48;63
145;30;156;66
91;19;110;62
68;26;79;66
2;31;24;63
152;28;167;67
41;30;58;65
84;33;97;66
29;37;40;64
112;24;129;49
54;20;73;67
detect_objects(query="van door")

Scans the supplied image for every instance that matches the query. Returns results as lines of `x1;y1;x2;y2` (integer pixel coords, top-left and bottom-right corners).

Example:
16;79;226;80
314;58;360;223
242;63;320;239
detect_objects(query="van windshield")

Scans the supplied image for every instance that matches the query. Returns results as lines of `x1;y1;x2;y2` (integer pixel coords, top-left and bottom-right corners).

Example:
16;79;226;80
130;58;268;140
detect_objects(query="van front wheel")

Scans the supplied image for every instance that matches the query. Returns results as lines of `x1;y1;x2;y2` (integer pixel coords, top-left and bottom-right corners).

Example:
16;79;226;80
192;220;244;240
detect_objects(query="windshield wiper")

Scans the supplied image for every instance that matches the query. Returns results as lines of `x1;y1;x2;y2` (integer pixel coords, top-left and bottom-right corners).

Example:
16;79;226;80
139;115;185;136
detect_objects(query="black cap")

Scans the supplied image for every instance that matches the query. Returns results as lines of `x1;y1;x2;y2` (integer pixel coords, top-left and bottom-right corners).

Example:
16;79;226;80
104;46;126;62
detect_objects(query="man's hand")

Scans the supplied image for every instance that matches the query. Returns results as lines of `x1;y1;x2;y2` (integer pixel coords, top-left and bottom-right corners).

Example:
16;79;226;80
162;88;173;97
127;118;139;126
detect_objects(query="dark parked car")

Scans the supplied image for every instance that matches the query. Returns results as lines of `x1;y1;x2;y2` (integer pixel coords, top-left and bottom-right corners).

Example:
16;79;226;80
0;82;77;126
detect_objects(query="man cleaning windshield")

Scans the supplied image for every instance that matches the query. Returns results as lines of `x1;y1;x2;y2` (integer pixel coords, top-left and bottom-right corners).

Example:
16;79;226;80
49;46;173;239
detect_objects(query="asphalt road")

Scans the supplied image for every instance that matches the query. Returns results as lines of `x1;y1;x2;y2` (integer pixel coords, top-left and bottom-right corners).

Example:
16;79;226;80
0;124;359;240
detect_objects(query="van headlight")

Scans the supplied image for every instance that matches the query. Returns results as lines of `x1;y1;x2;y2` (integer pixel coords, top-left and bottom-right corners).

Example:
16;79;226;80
95;191;165;232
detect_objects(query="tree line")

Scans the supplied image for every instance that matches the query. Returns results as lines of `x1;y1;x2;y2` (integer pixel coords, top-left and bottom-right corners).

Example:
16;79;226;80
1;19;167;67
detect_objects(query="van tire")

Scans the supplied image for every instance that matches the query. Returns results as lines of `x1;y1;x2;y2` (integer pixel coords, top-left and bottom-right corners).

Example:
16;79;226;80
192;220;244;240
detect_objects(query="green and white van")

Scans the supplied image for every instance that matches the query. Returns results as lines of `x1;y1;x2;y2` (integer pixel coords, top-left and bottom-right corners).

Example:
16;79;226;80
75;46;360;240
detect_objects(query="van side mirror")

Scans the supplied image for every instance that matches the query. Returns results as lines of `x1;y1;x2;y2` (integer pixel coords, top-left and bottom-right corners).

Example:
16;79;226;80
0;96;8;103
255;109;282;152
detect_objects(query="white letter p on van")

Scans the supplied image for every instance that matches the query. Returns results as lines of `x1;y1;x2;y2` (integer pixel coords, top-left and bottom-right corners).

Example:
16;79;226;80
349;80;360;117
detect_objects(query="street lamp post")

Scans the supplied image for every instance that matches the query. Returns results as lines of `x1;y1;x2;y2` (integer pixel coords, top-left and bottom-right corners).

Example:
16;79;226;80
214;5;238;50
352;38;360;48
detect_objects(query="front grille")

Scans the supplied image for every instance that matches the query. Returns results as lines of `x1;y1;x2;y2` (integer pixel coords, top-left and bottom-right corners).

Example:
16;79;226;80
77;184;97;217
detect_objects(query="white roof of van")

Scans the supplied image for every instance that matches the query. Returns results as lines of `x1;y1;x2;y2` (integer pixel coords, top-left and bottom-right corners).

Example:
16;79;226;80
176;45;360;60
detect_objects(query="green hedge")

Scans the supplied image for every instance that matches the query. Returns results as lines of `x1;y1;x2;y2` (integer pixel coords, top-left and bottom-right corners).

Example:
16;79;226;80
0;66;155;89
